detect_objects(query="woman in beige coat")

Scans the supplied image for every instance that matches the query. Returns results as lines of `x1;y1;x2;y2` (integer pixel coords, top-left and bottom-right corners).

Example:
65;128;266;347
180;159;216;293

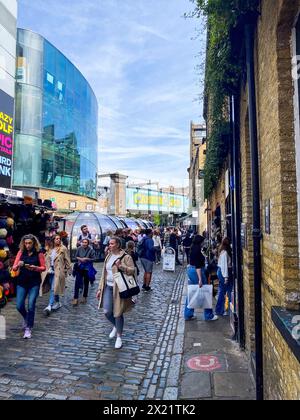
97;236;135;349
41;234;71;315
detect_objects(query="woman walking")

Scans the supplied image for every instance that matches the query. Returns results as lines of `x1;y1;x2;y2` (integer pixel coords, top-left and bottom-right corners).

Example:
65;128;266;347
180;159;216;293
97;237;135;350
216;237;233;316
12;235;46;339
184;235;218;322
42;234;71;316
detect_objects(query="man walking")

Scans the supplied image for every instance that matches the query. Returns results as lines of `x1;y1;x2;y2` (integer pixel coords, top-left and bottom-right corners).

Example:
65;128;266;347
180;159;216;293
140;229;155;292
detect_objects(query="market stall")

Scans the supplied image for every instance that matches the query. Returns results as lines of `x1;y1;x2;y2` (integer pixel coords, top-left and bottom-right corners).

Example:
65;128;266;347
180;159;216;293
0;189;59;307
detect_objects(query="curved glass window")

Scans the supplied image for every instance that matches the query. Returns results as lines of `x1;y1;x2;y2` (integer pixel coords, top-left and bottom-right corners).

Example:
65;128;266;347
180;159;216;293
136;219;148;229
94;214;118;234
14;29;98;199
65;212;122;261
69;213;101;260
13;134;42;186
107;216;124;230
124;218;140;230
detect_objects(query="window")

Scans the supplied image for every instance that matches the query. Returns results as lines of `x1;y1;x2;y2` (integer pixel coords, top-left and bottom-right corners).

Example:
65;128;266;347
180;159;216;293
47;72;54;84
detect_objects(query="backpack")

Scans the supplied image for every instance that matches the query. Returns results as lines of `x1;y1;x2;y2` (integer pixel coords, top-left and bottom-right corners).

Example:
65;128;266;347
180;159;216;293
136;238;147;258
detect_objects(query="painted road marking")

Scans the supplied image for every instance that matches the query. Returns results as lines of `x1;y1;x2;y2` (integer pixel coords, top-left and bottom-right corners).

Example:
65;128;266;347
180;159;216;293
187;355;222;372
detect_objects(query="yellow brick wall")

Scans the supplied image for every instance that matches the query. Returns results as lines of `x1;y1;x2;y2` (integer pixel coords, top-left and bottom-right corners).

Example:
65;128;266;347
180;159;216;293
208;167;227;231
39;189;98;212
238;0;300;400
240;95;256;355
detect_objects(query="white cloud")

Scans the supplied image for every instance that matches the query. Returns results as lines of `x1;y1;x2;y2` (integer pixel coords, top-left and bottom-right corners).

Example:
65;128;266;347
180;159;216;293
18;0;205;188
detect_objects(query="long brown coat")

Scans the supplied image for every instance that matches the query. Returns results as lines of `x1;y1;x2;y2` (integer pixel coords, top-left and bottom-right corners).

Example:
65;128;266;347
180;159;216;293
98;251;135;318
41;245;72;296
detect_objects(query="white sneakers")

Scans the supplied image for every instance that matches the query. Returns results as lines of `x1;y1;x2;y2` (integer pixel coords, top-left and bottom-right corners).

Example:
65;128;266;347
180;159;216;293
208;315;219;322
115;337;123;349
109;327;117;339
44;303;62;316
23;328;32;339
44;305;52;316
52;302;62;311
108;328;122;349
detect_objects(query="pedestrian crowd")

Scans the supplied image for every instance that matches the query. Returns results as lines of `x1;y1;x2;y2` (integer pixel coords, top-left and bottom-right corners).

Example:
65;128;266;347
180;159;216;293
3;221;233;348
4;224;191;349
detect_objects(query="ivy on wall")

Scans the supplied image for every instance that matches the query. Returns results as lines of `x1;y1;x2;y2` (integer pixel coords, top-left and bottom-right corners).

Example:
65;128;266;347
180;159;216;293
193;0;259;198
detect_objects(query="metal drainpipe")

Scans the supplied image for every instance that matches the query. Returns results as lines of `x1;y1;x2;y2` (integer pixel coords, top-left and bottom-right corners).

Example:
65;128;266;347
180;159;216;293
244;22;264;401
229;97;238;341
232;94;246;350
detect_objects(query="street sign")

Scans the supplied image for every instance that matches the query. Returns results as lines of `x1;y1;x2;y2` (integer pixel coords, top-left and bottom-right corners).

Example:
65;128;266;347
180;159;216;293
0;188;23;198
163;247;176;272
187;355;222;372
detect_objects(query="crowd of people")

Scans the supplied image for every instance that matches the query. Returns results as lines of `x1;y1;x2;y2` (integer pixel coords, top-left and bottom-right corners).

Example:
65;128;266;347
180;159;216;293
1;220;233;349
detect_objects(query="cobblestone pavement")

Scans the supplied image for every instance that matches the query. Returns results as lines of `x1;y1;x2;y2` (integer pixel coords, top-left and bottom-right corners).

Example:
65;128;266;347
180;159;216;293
0;264;186;400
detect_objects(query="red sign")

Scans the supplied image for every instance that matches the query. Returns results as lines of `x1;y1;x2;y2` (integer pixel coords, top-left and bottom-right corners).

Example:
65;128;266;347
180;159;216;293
187;355;222;372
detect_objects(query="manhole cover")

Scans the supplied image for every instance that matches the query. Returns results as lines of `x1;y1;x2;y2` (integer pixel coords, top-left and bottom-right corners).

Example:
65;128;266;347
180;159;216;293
187;355;222;372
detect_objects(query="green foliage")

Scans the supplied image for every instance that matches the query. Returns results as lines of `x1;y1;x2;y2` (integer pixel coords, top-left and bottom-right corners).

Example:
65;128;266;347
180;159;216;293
192;0;258;198
153;214;161;227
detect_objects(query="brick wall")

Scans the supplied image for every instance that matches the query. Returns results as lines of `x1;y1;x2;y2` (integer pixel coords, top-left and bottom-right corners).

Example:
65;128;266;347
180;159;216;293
208;166;227;234
39;189;98;212
239;95;256;355
239;0;300;400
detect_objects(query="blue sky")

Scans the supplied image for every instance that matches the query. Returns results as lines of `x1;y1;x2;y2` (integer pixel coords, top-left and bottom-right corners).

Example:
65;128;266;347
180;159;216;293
18;0;206;188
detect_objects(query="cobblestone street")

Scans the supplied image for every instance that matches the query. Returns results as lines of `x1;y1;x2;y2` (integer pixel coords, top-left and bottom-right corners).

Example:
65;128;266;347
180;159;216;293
0;264;186;400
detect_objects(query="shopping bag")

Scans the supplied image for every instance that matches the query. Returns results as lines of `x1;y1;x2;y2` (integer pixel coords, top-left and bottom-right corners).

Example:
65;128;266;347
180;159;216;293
187;284;213;309
114;271;140;299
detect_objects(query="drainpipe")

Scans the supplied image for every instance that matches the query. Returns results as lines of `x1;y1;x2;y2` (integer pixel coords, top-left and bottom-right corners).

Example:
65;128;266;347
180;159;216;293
230;94;246;349
229;97;238;340
244;22;264;401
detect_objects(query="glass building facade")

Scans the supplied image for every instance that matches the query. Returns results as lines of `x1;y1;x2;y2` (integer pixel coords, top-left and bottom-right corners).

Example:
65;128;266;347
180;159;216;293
14;29;98;199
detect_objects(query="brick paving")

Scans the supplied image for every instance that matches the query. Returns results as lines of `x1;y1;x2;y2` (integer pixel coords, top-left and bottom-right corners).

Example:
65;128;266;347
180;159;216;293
0;264;185;400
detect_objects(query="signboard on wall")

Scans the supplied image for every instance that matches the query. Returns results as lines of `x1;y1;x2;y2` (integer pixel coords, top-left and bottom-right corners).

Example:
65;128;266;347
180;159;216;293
126;187;189;214
0;89;14;189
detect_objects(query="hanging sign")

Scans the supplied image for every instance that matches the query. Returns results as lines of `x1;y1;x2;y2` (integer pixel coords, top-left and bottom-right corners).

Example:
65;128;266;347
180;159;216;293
0;89;14;189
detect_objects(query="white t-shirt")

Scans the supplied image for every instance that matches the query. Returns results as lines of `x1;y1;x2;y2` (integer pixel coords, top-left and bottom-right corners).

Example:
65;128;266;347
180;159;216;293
106;254;121;287
50;249;57;268
153;235;162;248
218;251;231;279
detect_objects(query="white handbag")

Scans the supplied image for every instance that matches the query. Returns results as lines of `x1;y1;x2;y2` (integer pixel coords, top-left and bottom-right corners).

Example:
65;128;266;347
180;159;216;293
187;284;213;309
113;271;140;299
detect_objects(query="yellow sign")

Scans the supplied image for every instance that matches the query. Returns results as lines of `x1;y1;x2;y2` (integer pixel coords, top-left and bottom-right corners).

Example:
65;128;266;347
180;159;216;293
133;193;181;209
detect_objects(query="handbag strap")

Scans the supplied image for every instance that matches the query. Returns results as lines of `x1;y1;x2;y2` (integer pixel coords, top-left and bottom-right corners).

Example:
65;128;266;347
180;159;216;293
112;253;126;269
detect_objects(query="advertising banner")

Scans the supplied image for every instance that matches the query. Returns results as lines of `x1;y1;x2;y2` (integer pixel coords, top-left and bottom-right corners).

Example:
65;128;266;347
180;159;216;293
0;89;14;189
126;187;189;214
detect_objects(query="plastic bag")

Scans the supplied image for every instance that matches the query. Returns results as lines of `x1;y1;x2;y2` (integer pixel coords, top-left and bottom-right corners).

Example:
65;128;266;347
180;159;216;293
187;284;213;309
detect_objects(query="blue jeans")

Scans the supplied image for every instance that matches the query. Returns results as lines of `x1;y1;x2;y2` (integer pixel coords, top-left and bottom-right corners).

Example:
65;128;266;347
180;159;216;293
103;286;124;335
49;274;60;307
216;268;233;316
16;285;40;329
184;266;215;321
